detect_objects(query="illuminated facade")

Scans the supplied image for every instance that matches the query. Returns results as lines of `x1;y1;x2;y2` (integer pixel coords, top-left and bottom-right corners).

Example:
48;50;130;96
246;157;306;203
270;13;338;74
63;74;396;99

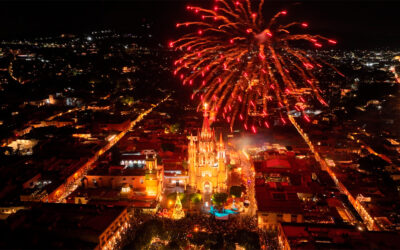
84;154;162;199
188;105;227;193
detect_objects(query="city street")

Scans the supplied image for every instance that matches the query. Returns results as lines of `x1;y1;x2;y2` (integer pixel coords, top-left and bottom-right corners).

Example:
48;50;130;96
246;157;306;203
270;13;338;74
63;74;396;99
55;95;170;203
288;114;379;230
238;149;257;217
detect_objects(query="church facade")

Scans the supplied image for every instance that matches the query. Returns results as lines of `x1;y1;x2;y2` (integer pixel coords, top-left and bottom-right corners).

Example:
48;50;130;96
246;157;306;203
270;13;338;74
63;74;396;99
188;106;227;193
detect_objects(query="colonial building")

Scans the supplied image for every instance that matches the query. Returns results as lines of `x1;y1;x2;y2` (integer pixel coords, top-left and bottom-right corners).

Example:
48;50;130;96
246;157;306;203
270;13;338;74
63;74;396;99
188;105;227;193
0;204;130;250
83;154;162;200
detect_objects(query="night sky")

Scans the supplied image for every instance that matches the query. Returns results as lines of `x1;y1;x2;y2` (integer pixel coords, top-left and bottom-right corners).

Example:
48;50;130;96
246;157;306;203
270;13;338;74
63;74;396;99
0;0;399;49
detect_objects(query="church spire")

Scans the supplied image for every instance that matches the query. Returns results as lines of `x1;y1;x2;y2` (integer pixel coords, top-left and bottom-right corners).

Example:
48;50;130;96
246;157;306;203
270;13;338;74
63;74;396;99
201;103;211;139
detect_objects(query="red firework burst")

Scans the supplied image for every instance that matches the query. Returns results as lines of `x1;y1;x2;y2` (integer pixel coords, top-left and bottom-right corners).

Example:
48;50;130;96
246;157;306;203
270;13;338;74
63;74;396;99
171;0;342;132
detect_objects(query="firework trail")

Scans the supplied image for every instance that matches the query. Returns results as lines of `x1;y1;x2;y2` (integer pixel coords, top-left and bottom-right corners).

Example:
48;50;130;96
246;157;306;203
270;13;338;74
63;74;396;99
171;0;342;132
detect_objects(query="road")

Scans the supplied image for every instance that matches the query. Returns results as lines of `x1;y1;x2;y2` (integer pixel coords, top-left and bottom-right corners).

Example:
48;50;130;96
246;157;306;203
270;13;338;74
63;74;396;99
288;114;380;231
54;95;170;202
2;105;90;145
238;149;257;217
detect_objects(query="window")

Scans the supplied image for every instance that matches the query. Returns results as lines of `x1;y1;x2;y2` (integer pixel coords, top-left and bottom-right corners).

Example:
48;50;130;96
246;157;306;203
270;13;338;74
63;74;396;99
202;171;211;177
277;214;283;222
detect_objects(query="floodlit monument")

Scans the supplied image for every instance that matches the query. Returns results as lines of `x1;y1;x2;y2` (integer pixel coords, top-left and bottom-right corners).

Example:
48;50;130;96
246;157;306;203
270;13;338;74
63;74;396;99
188;104;227;193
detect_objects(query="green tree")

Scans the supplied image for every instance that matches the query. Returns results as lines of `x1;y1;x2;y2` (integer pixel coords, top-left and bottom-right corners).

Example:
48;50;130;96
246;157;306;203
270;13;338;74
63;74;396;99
190;193;202;204
212;192;228;207
163;123;180;134
121;96;134;106
229;186;243;198
167;192;186;205
169;123;180;133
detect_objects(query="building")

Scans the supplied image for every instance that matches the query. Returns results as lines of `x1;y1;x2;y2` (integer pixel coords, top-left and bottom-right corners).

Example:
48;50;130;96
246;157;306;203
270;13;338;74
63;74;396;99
163;159;189;192
254;149;343;230
0;204;130;250
83;154;162;199
278;223;400;250
188;104;227;193
256;186;305;230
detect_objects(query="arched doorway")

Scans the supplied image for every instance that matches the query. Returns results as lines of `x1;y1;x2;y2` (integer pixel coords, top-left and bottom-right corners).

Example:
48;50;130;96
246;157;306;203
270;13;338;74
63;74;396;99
203;181;212;193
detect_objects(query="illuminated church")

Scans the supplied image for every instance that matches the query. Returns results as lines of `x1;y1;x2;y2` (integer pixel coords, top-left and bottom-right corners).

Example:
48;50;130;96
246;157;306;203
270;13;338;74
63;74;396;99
188;104;227;193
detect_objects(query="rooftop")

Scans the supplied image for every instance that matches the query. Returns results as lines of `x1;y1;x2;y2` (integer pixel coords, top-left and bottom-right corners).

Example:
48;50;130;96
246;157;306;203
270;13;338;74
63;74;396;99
256;186;303;214
0;203;126;249
280;222;400;249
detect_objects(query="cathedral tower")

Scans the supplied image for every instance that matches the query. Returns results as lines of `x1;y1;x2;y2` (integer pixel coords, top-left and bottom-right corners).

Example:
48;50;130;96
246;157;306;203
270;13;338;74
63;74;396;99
188;103;227;193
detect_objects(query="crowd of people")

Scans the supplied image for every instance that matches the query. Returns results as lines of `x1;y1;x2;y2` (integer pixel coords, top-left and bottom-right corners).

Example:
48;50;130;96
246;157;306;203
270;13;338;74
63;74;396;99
119;208;266;248
166;213;257;235
117;198;278;249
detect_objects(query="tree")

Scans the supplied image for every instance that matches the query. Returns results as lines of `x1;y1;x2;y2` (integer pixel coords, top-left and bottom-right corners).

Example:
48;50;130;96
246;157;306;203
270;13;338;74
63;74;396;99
212;192;228;207
167;192;187;207
172;192;185;220
169;123;180;133
163;123;180;134
229;186;243;198
167;192;185;201
190;193;202;204
121;96;134;106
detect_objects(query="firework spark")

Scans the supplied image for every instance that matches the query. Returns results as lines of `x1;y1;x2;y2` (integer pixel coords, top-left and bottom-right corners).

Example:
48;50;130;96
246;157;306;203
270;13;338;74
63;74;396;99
171;0;342;132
